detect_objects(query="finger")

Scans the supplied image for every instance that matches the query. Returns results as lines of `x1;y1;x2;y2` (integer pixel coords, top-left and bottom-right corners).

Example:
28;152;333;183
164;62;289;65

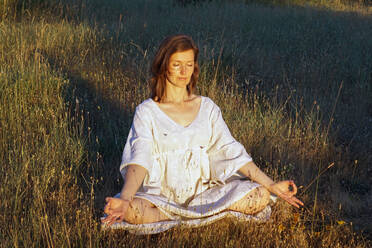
292;196;304;206
118;215;125;223
101;214;114;224
290;181;298;195
288;196;304;208
280;194;298;207
287;198;300;208
102;216;115;224
101;216;108;223
105;197;114;203
278;194;300;208
104;206;109;215
104;203;112;214
104;214;120;226
110;213;126;225
107;218;116;226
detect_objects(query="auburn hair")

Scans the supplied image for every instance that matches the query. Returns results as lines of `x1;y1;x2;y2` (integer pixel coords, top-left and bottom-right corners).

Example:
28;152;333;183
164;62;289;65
150;34;199;102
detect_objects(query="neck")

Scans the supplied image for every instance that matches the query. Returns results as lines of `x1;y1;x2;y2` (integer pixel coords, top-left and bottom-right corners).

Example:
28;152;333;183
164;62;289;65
163;81;189;104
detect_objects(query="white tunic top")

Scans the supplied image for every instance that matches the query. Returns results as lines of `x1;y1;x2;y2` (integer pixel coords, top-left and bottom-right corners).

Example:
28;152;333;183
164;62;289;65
105;96;272;234
120;96;253;202
114;96;273;229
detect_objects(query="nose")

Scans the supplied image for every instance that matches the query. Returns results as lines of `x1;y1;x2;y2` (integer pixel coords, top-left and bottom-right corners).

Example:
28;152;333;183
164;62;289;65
180;65;186;75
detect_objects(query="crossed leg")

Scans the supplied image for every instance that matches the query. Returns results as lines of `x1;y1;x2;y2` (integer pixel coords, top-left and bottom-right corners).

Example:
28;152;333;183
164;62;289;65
119;186;270;224
123;198;170;224
227;186;270;215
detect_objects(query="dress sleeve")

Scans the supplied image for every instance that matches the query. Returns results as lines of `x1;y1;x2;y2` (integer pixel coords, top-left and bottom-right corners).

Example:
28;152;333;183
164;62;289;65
207;103;252;182
119;105;153;179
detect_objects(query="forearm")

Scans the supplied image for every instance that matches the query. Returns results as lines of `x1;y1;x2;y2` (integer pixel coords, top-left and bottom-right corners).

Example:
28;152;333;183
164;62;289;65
120;164;147;201
239;161;304;208
238;161;274;189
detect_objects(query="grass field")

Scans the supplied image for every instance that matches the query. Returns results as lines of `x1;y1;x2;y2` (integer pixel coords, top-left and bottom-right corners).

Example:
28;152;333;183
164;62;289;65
1;0;371;247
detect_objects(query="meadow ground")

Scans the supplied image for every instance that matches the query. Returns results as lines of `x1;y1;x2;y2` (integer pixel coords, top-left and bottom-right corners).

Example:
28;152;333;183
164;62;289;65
1;0;371;247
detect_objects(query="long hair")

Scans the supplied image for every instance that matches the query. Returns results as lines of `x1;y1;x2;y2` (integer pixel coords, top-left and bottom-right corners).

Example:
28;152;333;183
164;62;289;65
150;34;199;102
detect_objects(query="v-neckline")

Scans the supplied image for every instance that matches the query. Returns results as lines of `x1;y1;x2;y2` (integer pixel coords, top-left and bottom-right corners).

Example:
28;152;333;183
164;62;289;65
150;96;204;128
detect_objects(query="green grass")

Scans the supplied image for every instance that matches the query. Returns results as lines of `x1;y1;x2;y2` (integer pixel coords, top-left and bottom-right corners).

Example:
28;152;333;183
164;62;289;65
1;0;371;247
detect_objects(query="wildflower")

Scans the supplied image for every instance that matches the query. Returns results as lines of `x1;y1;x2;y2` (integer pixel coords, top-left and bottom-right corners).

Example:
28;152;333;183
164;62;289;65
337;220;346;225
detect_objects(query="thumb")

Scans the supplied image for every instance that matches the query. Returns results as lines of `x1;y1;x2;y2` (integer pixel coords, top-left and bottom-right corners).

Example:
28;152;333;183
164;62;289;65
289;181;298;195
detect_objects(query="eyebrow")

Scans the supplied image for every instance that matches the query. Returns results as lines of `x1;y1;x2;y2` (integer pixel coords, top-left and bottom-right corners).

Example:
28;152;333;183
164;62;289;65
171;60;194;63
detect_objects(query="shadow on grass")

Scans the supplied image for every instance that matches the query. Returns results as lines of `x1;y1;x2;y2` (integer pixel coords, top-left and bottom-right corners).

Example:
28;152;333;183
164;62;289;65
42;51;135;221
32;0;372;241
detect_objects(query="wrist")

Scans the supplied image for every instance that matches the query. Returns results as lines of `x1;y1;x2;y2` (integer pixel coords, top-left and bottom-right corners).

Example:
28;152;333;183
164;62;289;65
267;183;276;194
119;194;134;202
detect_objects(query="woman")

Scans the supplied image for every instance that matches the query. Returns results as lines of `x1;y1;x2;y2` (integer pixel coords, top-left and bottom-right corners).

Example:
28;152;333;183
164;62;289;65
102;34;303;230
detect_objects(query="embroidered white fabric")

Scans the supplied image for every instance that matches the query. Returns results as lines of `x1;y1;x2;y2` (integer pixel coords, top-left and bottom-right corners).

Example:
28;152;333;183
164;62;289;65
103;96;273;233
102;204;272;235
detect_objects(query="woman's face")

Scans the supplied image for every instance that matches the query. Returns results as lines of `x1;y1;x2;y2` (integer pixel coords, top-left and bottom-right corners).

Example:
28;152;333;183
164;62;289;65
166;49;195;88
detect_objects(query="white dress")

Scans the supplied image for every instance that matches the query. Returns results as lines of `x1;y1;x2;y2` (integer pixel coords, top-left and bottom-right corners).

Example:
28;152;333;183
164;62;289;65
103;96;272;234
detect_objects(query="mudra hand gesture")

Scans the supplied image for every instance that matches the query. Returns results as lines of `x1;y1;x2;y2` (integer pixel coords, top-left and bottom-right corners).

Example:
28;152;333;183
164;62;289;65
102;197;130;226
101;34;305;229
269;180;303;208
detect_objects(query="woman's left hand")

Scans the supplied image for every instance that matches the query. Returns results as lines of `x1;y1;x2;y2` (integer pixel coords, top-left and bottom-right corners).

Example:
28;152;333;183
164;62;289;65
269;180;304;208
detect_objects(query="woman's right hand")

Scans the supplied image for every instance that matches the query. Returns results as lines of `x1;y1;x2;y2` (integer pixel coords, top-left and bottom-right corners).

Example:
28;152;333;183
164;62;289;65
101;197;130;226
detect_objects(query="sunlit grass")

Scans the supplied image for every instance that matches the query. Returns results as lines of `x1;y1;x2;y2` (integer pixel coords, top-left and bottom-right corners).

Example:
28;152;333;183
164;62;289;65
0;0;371;247
245;0;372;13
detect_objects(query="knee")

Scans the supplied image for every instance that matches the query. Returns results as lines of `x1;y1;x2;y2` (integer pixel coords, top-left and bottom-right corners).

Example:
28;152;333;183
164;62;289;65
122;199;144;224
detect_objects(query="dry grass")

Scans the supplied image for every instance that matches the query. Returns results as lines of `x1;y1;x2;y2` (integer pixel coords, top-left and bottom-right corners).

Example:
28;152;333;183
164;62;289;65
243;0;372;13
0;0;371;247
